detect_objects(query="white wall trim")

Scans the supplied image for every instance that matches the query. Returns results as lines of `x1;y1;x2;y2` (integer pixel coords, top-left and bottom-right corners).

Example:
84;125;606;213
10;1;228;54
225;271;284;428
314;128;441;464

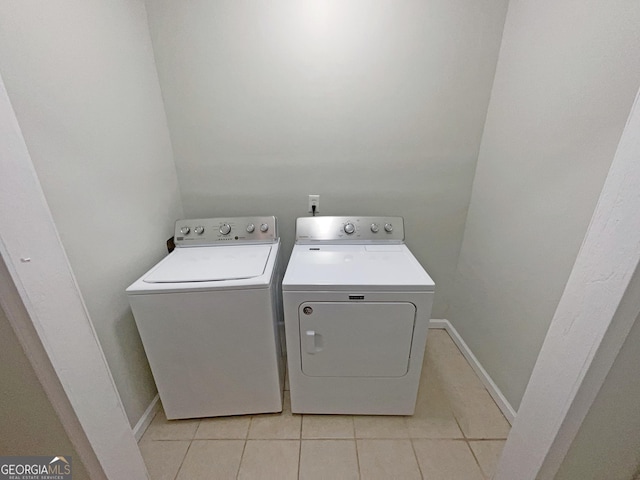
427;319;450;330
495;88;640;479
133;394;160;442
0;257;107;479
429;319;516;423
0;73;149;479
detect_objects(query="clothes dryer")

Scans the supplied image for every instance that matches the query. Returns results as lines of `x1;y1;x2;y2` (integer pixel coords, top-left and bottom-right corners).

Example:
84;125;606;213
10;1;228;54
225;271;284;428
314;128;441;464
127;216;284;419
282;216;434;415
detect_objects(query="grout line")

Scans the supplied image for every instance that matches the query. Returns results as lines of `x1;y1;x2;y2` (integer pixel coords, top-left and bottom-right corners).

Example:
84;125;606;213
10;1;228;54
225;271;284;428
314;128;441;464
453;414;468;440
296;437;302;480
236;414;252;478
354;438;362;480
353;435;471;440
301;438;358;441
465;439;488;479
283;436;480;440
172;439;193;480
466;437;509;442
412;438;468;441
246;415;254;439
192;418;201;441
409;439;425;480
148;438;204;442
235;438;248;480
192;419;202;440
297;406;303;479
245;416;252;440
240;438;300;442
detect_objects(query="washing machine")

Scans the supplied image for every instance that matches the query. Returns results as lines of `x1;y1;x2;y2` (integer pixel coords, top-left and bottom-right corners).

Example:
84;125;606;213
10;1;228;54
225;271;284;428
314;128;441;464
282;216;435;415
127;216;284;420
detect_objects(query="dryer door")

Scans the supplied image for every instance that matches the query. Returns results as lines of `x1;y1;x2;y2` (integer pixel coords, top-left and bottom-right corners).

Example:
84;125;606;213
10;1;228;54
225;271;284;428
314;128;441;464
299;302;416;377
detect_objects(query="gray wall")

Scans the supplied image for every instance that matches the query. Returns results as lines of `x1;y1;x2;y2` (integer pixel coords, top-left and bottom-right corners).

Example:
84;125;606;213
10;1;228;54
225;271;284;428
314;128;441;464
448;0;640;409
144;0;509;317
556;311;640;480
0;0;183;425
0;304;89;480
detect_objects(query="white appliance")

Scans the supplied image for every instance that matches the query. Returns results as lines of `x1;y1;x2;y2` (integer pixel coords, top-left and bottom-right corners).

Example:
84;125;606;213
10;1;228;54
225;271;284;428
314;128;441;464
127;216;284;420
283;216;435;415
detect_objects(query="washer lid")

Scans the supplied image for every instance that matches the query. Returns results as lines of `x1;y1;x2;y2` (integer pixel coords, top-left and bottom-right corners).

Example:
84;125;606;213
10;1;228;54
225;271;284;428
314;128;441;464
143;245;272;283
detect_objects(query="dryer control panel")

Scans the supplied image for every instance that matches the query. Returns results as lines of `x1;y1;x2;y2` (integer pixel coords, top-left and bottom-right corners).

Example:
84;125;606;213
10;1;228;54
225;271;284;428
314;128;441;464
174;216;278;246
296;216;404;243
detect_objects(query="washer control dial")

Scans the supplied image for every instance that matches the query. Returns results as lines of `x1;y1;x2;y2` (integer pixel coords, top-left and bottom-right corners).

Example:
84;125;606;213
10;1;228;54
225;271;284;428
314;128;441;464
246;223;255;233
344;222;356;234
370;223;379;233
384;223;393;233
194;225;205;235
260;223;269;233
180;226;191;235
219;223;231;235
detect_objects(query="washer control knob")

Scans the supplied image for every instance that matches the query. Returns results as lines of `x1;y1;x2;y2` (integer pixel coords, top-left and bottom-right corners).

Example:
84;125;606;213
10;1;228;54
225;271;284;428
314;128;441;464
260;223;269;233
246;223;255;233
384;223;393;233
219;223;231;235
344;223;355;234
180;226;191;235
370;223;379;233
194;225;205;235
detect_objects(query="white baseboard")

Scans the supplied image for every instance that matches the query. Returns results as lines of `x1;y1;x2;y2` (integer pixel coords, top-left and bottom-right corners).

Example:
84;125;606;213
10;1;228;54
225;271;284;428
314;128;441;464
428;319;450;329
429;319;516;424
133;394;160;442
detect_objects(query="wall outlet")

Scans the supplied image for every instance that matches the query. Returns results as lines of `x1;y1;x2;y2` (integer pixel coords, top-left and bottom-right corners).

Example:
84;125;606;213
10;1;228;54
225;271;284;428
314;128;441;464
308;194;320;214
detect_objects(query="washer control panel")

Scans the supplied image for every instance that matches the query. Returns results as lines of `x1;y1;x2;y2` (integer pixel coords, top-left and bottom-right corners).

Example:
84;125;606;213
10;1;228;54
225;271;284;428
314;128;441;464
174;216;278;246
295;216;404;243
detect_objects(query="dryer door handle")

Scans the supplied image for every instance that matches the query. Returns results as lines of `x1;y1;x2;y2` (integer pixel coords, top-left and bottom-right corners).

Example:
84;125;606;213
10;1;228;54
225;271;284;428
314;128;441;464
304;330;323;354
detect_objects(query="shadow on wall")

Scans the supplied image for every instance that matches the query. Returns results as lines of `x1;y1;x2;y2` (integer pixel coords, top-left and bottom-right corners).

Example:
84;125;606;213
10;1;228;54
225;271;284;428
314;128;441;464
112;309;157;425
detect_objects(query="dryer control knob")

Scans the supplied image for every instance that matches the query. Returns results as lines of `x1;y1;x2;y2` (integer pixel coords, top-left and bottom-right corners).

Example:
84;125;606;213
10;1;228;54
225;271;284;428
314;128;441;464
384;223;393;233
260;223;269;233
180;226;191;235
219;223;231;235
246;223;255;233
194;225;205;235
344;223;355;234
370;223;379;233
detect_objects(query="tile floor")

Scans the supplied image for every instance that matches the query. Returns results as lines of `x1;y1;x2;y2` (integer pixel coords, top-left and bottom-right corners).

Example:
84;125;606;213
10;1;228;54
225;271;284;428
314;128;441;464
139;328;510;479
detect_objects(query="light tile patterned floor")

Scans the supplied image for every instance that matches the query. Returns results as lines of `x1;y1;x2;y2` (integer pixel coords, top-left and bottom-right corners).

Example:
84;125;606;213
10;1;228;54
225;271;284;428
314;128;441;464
139;328;510;479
